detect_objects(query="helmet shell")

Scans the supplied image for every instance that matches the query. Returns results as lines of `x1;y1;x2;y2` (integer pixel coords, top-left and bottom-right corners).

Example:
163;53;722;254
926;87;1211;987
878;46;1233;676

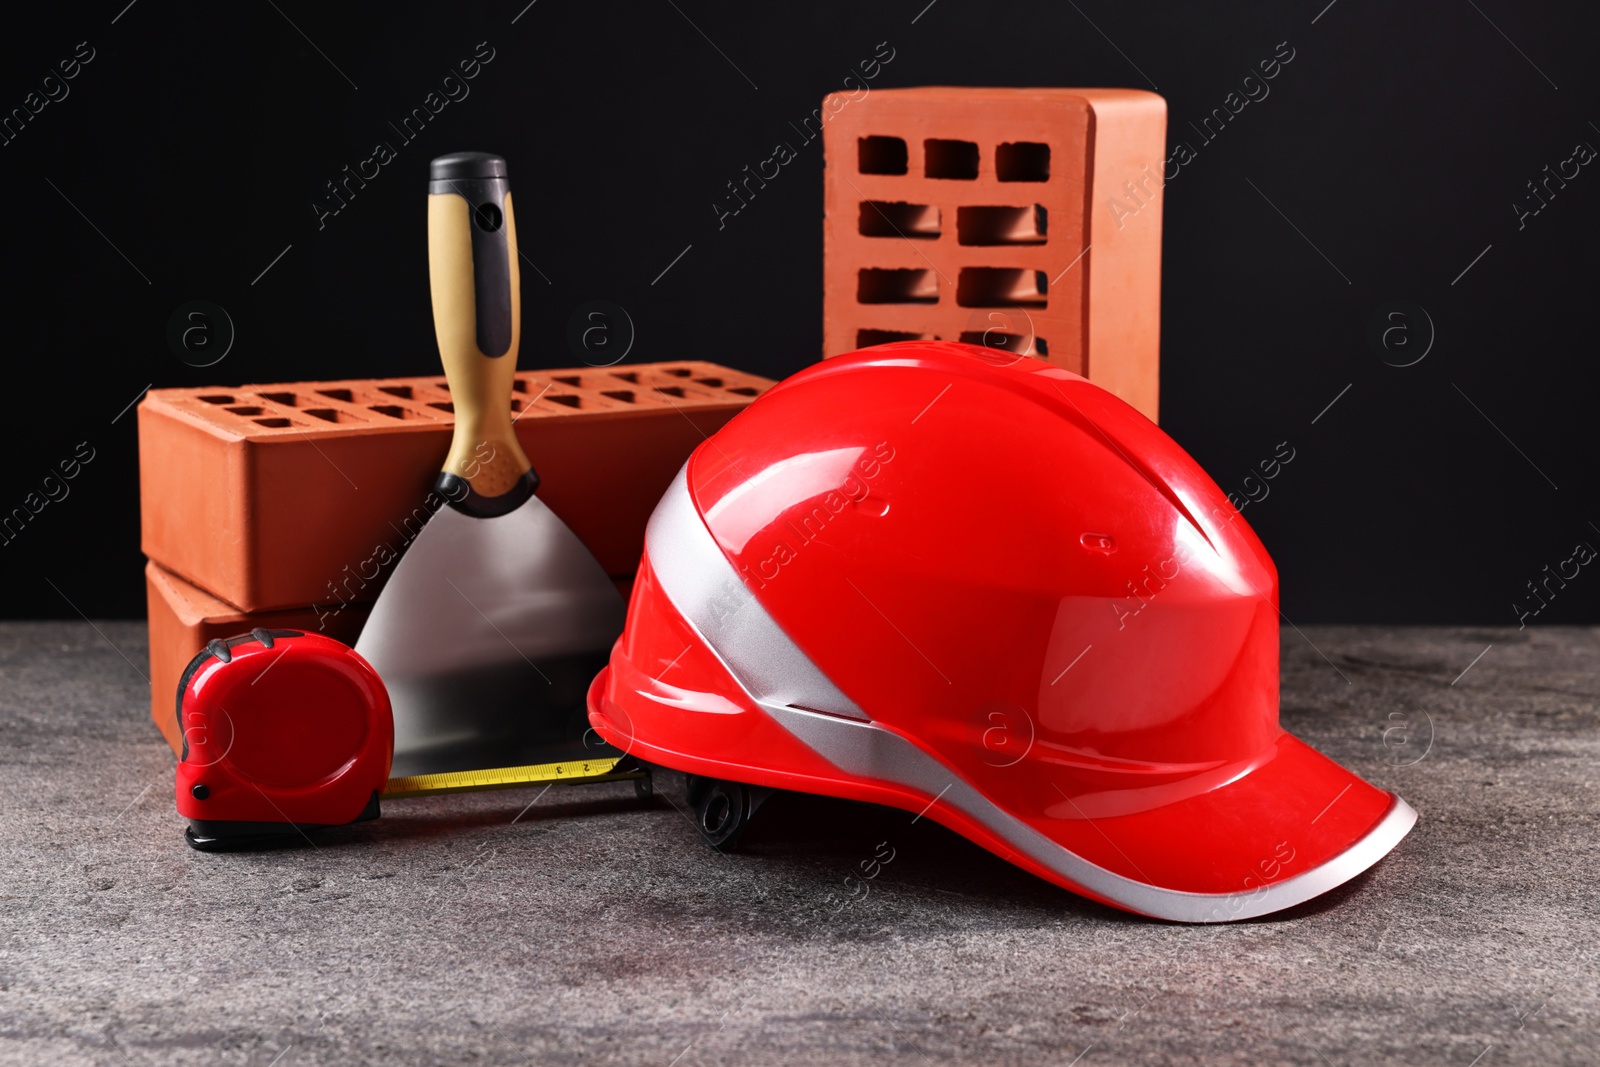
591;342;1413;921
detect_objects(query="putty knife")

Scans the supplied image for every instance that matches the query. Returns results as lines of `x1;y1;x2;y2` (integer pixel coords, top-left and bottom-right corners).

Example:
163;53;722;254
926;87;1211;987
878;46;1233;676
356;151;627;780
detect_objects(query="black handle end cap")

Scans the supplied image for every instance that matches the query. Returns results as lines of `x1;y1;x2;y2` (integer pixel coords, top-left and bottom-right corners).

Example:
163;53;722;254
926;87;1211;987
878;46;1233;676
430;151;507;182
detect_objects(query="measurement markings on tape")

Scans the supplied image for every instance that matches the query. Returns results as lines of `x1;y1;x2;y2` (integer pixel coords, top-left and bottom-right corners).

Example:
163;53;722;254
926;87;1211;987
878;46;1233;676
382;756;640;798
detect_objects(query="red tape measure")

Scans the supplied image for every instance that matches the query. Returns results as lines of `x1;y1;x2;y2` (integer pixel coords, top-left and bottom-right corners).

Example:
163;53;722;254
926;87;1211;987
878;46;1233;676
175;629;393;850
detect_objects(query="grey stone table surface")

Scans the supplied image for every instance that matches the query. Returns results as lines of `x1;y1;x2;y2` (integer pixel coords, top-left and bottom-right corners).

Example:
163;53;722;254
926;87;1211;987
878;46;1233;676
1;621;1596;1066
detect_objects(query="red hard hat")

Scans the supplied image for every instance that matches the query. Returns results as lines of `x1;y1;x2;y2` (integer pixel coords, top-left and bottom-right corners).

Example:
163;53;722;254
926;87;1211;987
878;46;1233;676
588;341;1414;922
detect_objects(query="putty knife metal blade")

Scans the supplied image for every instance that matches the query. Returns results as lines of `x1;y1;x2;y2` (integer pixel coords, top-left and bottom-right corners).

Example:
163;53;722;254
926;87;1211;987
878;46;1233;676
355;496;625;778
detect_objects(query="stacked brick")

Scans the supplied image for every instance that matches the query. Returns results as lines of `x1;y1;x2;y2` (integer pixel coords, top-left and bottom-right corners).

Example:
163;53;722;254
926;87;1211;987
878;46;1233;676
139;362;772;752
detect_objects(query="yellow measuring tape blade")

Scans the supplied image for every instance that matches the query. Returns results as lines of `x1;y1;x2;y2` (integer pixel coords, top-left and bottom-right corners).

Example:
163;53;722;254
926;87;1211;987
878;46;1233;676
382;756;639;799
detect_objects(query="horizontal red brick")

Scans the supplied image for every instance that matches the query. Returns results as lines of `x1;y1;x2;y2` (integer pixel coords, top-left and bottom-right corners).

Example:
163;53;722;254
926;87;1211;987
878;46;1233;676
139;362;772;612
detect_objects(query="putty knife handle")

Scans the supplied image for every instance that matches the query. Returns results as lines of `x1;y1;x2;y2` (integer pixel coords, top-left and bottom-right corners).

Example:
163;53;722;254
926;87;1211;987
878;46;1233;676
427;151;536;518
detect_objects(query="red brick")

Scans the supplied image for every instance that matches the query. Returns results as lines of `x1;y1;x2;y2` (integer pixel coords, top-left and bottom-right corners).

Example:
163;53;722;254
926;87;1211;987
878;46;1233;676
145;564;637;756
822;87;1166;421
144;561;371;753
138;362;772;613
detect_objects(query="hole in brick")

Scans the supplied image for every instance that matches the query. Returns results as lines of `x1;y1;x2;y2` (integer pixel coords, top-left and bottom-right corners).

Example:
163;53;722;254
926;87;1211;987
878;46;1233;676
369;404;428;420
429;401;455;413
694;378;724;388
305;407;365;423
957;268;1048;307
603;390;637;403
510;398;525;412
858;201;940;239
378;385;414;399
510;379;530;393
611;371;639;384
858;135;908;175
258;392;300;406
857;329;936;347
226;406;264;416
858;268;938;304
925;139;979;180
728;387;759;396
554;375;582;386
663;368;693;377
253;417;293;428
545;394;582;408
997;141;1051;182
198;395;234;404
654;386;687;398
317;388;354;402
958;205;1047;245
958;331;1047;357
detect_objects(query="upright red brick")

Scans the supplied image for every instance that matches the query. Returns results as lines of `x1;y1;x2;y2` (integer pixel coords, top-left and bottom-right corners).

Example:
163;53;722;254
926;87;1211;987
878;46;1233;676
822;87;1166;421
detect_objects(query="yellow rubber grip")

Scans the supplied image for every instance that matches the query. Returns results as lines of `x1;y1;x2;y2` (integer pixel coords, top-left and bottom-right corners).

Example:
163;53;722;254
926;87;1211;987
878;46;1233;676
427;190;530;496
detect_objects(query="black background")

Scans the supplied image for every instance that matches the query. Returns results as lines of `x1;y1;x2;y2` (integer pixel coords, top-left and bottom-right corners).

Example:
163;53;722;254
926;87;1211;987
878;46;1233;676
2;0;1596;623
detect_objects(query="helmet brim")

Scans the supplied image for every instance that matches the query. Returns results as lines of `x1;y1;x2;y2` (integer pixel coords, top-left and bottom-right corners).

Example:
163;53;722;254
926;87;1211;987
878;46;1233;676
933;732;1417;923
